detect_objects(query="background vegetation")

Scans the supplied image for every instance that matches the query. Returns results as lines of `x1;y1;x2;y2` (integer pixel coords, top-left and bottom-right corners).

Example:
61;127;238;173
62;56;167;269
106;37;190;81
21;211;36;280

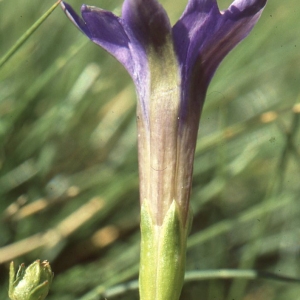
0;0;299;299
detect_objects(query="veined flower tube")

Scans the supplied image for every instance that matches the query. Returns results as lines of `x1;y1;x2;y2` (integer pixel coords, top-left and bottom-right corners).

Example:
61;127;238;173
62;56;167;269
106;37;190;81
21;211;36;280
61;0;267;299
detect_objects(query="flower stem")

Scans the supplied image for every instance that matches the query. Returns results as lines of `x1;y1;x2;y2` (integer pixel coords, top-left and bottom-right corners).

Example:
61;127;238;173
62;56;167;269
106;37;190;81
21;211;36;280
139;200;191;300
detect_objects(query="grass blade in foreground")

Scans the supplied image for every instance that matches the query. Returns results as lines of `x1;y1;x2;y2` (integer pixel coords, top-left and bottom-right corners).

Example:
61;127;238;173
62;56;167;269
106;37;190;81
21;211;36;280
0;0;61;69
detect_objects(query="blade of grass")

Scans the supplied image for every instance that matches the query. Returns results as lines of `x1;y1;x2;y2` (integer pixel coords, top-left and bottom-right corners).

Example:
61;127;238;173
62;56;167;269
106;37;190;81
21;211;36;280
0;0;62;68
99;269;300;299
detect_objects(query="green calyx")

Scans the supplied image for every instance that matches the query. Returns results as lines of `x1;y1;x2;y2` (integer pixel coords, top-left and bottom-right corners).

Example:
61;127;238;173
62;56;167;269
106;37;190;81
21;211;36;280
9;260;53;300
139;200;192;300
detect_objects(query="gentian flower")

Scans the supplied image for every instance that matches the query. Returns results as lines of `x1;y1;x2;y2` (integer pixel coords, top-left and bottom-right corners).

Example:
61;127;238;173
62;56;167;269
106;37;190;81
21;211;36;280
61;0;267;299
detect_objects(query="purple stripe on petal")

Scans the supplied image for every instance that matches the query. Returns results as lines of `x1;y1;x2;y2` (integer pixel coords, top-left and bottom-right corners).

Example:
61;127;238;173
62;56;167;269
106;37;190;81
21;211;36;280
227;0;267;20
122;0;172;52
183;0;218;13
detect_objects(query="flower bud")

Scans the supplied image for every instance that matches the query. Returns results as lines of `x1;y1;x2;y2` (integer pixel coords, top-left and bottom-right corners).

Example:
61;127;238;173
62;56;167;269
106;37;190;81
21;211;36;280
9;260;53;300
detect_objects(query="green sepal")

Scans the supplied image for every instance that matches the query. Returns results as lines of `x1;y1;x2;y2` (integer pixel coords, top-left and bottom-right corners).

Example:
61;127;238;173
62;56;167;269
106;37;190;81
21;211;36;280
8;260;53;300
139;200;191;300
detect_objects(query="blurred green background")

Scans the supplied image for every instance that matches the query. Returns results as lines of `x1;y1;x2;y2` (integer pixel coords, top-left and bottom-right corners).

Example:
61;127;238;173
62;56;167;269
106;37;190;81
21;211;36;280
0;0;300;299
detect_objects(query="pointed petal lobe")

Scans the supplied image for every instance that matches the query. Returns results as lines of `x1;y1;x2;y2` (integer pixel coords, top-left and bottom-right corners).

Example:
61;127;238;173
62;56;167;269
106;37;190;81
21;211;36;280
122;0;172;52
60;1;147;81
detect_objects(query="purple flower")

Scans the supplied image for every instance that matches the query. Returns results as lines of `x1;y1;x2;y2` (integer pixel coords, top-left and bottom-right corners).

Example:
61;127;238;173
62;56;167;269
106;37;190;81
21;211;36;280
61;0;267;226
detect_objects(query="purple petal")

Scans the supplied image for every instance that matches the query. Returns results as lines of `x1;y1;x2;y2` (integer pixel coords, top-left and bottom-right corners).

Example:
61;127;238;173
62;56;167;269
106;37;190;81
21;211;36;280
173;0;267;120
60;2;147;84
122;0;172;52
60;1;91;36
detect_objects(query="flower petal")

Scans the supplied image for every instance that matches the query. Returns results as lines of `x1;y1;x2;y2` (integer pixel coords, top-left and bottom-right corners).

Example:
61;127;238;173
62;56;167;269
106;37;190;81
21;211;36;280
122;0;172;52
173;0;267;88
172;0;267;124
60;1;91;36
227;0;268;20
60;2;147;82
170;0;266;223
